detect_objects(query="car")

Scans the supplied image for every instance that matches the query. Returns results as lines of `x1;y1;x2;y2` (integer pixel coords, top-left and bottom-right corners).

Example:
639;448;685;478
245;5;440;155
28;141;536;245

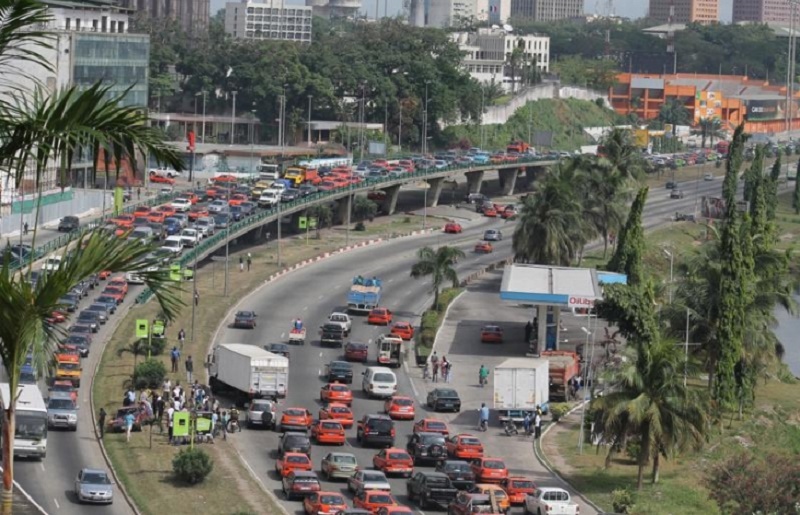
179;228;201;247
372;448;414;478
670;189;685;199
46;311;66;324
524;487;579;515
472;484;510;512
319;403;354;429
194;216;215;236
474;241;493;254
483;206;498;217
246;399;277;429
703;172;714;181
278;431;312;458
500;206;517;219
443;222;462;234
320;383;353;405
368;307;393;326
208;199;229;214
163;217;182;235
414;418;450;436
325;360;354;384
160;236;184;255
427;388;461;412
148;172;175;184
320;323;346;347
58;215;80;232
480;325;503;343
47;394;78;430
76;311;100;332
265;342;290;358
665;180;677;189
435;460;476;491
74;468;113;504
390;322;414;340
500;476;536;505
483;229;502;241
345;342;369;362
62;335;91;357
353;489;398;513
406;432;447;465
376;506;413;515
84;304;110;324
171;198;192;212
282;470;321;501
304;492;349;515
327;312;352;335
59;293;80;312
49;380;78;402
384;396;415;420
356;414;395;448
348;470;392;493
470;457;508;483
464;193;489;204
188;205;210;222
133;206;151;217
94;296;118;313
229;193;248;206
233;310;257;329
446;434;484;460
275;452;313;477
107;406;150;432
311;420;346;445
281;189;301;202
321;451;358;480
447;492;499;515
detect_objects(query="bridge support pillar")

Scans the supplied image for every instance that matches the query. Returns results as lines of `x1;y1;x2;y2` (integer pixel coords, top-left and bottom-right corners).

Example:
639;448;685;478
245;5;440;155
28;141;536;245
380;185;401;215
499;169;519;196
526;166;544;188
335;194;352;225
465;170;484;194
425;177;445;207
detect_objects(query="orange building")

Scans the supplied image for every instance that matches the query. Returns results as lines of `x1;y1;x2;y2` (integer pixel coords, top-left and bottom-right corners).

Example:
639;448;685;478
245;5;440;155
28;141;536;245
609;73;800;134
649;0;719;24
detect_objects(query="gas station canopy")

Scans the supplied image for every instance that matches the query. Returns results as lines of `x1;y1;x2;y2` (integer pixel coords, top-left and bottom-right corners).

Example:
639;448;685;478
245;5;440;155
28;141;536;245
500;264;627;307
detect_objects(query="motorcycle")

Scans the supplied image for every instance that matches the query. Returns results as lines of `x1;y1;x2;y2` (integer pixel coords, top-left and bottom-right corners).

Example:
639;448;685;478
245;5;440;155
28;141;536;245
503;419;519;436
478;418;488;432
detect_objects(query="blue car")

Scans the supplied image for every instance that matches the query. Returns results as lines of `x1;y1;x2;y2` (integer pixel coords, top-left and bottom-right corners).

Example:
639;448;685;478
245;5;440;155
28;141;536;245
472;153;491;164
164;218;182;236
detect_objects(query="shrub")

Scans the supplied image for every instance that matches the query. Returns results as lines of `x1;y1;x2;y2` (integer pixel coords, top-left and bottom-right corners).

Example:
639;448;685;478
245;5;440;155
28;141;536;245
141;337;166;356
549;403;569;422
354;221;366;231
132;359;167;390
421;310;439;331
625;438;642;462
611;488;636;513
353;196;377;222
403;216;412;224
172;448;213;485
418;329;436;348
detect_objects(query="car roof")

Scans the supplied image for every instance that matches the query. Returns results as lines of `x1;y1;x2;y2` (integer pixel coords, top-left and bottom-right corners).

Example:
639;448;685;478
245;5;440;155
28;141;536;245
291;471;317;478
80;467;108;475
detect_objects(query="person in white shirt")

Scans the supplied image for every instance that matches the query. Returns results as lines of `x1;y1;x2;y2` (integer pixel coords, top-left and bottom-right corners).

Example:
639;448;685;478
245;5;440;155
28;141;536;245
167;406;175;443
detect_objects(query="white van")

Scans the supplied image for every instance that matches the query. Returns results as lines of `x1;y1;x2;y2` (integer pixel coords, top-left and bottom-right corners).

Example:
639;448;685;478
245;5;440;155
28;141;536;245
42;255;63;272
362;367;397;399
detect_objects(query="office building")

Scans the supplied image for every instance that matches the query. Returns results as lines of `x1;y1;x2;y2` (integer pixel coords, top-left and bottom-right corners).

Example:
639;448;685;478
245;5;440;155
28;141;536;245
225;0;312;42
733;0;795;24
451;28;549;92
427;0;476;27
116;0;209;32
648;0;718;24
509;0;582;21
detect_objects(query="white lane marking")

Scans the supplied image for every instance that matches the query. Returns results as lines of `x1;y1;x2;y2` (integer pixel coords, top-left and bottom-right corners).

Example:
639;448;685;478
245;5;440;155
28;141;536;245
281;332;285;339
40;463;45;472
303;306;308;311
368;338;372;344
53;498;59;509
318;294;324;299
387;278;394;283
406;361;420;400
319;352;323;357
318;369;322;376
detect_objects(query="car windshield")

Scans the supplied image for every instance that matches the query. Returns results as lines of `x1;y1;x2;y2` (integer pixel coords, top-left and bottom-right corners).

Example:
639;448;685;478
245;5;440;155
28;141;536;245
16;414;45;438
330;385;347;392
421;435;445;444
58;363;80;371
48;399;74;410
164;241;180;248
330;406;350;414
374;373;394;383
511;480;535;489
368;419;393;432
284;409;305;417
293;476;317;484
388;452;410;460
437;389;458;398
427;421;447;430
460;437;481;445
320;494;344;504
333;454;356;463
321;422;341;430
446;463;471;472
284;435;308;446
363;472;386;482
82;472;110;484
286;455;308;464
65;337;88;345
78;313;95;320
330;362;351;370
368;493;393;504
251;401;271;411
484;460;505;469
236;312;254;318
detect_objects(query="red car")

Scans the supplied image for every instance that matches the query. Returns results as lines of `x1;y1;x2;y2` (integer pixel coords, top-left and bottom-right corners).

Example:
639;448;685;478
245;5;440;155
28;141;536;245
384;396;415;420
480;325;503;344
446;434;484;459
474;241;493;254
47;311;66;324
372;448;414;477
501;206;518;219
470;457;509;483
444;222;462;234
483;206;498;217
390;322;414;340
413;418;450;436
275;452;313;478
345;342;369;363
501;477;536;504
148;173;175;185
368;307;393;326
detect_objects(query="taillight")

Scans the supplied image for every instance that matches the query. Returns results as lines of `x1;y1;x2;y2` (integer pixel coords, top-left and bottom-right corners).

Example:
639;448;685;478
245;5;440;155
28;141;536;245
364;427;370;434
391;428;396;437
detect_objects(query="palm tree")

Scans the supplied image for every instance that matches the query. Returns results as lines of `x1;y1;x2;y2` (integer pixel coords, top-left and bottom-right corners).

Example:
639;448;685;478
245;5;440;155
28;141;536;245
577;157;630;258
698;117;723;149
658;98;691;137
0;1;184;510
410;246;465;307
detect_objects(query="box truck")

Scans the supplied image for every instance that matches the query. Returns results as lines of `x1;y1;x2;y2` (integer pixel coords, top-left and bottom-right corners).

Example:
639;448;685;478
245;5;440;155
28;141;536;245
207;343;288;404
493;357;549;423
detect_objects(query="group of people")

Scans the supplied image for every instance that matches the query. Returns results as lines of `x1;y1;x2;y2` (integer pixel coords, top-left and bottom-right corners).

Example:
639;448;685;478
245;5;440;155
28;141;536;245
427;352;453;383
239;253;252;272
169;346;194;382
523;406;544;439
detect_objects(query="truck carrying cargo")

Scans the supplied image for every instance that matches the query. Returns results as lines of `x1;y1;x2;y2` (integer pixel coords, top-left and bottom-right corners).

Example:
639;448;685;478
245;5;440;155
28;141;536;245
347;276;382;313
207;343;288;404
493;357;549;423
541;350;581;401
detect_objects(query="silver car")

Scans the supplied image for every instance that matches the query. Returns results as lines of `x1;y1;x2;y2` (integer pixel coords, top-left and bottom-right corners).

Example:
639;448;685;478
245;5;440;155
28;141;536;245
483;229;503;241
321;452;358;480
245;399;276;429
47;393;78;430
347;469;391;493
75;468;113;504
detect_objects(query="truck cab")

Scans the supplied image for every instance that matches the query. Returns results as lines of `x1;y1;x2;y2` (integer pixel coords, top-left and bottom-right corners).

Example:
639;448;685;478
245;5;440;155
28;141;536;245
54;353;82;387
376;335;403;368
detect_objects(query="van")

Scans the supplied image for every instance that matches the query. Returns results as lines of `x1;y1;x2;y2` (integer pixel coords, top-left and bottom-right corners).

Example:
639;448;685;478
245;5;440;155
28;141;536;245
362;366;397;399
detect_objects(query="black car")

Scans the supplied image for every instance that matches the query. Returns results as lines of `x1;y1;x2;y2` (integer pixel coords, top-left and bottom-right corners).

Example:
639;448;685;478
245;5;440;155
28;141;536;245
86;303;111;322
265;343;290;358
427;388;461;412
320;323;346;348
229;205;243;221
70;281;90;298
59;294;80;313
240;202;257;215
281;189;300;202
298;185;318;197
325;360;353;384
233;310;257;329
58;216;79;232
278;431;311;457
77;311;100;332
356;414;395;447
407;432;447;464
67;325;94;341
435;460;475;490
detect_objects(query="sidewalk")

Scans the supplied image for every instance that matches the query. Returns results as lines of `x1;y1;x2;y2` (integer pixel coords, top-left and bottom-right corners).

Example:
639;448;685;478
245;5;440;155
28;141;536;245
405;271;598;515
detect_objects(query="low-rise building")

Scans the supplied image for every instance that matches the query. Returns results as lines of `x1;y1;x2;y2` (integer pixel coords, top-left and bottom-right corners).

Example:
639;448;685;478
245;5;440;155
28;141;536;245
224;0;312;43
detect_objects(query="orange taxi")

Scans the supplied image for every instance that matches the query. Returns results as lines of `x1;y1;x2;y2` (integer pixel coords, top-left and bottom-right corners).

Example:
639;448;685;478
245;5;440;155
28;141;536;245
147;211;167;224
279;407;313;432
155;205;177;217
443;222;462;234
474;241;493;254
101;286;125;304
353;490;398;513
372;448;414;477
480;325;503;344
303;492;348;515
109;277;129;295
229;193;248;206
383;396;415;420
98;270;112;280
114;226;132;238
320;383;353;406
390;322;414;341
47;311;66;324
376;507;413;515
470;457;509;483
274;452;313;477
188;206;209;221
413;418;450;436
483;206;498;217
473;484;511;512
311;420;346;445
500;477;536;505
214;174;238;184
319;403;354;429
110;214;135;228
367;307;393;326
133;206;151;218
446;434;484;459
183;192;199;204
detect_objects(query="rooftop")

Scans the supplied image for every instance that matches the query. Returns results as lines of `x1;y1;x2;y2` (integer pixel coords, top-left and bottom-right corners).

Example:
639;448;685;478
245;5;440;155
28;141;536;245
500;263;626;305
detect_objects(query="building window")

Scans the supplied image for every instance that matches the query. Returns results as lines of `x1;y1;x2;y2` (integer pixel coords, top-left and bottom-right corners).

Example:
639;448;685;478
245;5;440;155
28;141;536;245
118;21;125;32
76;18;81;30
66;17;71;30
92;19;98;31
110;20;116;32
102;16;107;32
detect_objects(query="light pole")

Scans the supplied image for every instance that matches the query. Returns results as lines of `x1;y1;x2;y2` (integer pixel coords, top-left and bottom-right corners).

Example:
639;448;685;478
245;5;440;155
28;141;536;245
193;94;199;134
223;182;232;296
684;307;690;387
384;99;388;156
250;109;256;174
662;248;674;304
277;202;282;266
307;95;313;146
578;315;595;454
423;81;431;155
480;87;485;150
201;91;207;143
230;90;238;146
423;181;428;230
346;185;352;247
398;98;403;153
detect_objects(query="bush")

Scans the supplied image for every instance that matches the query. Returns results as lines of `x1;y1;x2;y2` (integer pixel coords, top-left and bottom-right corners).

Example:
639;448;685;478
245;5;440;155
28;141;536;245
354;221;366;231
625;438;642;462
611;488;636;513
549;403;569;422
421;310;439;330
353;196;378;222
436;288;461;311
172;448;213;485
142;337;166;356
132;359;167;390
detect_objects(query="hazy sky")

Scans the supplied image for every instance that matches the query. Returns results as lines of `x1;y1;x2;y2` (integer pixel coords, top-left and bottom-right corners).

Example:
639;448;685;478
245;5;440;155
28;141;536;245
210;0;736;23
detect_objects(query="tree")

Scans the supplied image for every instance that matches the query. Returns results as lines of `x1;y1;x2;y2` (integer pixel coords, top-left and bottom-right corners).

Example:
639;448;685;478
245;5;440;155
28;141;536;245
705;452;800;514
580;158;628;259
742;144;763;204
607;187;648;286
352;196;377;222
410;246;465;307
0;2;183;510
552;55;619;91
794;161;800;215
658;98;690;136
307;204;332;238
766;153;782;221
722;124;748;209
698;117;722;149
506;42;528;93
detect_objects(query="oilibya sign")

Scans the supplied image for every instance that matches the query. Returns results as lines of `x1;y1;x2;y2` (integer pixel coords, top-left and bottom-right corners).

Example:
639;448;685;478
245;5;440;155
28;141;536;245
568;296;596;307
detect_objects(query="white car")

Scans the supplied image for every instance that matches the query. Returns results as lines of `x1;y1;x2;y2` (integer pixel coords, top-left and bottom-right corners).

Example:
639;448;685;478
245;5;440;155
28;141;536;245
257;190;281;208
125;272;145;284
703;173;714;181
160;236;184;256
194;217;215;237
327;312;352;335
269;182;288;192
483;229;503;241
42;255;63;272
208;200;228;214
171;198;192;212
524;487;579;515
179;228;200;248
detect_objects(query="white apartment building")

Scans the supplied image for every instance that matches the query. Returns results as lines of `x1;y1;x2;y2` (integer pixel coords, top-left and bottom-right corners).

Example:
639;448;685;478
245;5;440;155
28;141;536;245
224;0;312;42
452;28;549;92
427;0;475;27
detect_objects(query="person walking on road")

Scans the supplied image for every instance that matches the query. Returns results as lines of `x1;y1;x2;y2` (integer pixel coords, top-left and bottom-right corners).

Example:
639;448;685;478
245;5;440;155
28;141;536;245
478;403;489;431
178;328;186;348
124;410;135;442
534;410;542;439
478;364;489;387
185;355;194;383
170;346;180;372
23;222;28;235
239;256;244;272
246;253;252;271
167;406;175;443
194;291;199;306
430;352;439;383
97;407;107;439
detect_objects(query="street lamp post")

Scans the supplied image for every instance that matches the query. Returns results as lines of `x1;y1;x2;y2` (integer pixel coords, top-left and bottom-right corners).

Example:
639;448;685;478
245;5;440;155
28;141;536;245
423;81;431;155
578;316;595;454
398;99;403;153
201;91;207;143
230;91;238;146
250;109;256;173
480;87;485;150
384;100;388;156
307;95;313;146
662;248;674;304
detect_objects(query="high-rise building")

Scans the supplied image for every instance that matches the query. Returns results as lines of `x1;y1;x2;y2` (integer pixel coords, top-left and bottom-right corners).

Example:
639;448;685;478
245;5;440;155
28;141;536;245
117;0;210;33
427;0;476;27
733;0;794;24
306;0;360;20
509;0;582;21
648;0;719;24
224;0;312;42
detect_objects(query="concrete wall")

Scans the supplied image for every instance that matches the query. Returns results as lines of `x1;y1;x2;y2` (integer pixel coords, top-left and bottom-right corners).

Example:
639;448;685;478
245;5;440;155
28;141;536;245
557;86;611;108
1;189;111;236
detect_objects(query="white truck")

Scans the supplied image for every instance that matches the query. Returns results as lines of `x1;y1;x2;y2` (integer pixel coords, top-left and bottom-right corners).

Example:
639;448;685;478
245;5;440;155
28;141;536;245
207;343;288;404
493;357;549;424
327;312;352;335
524;487;580;515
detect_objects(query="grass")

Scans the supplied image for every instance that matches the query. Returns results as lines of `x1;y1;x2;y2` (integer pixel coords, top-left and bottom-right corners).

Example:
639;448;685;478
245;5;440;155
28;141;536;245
92;212;427;515
415;287;462;359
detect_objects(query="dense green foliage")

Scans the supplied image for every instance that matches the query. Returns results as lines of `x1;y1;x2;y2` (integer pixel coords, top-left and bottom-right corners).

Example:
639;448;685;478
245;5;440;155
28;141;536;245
607;187;647;285
410;246;465;307
794;161;800;214
132;358;168;389
705;452;800;514
172;448;214;485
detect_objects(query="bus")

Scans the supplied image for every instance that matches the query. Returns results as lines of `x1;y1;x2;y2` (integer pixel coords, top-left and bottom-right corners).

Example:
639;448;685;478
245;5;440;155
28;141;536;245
0;383;47;459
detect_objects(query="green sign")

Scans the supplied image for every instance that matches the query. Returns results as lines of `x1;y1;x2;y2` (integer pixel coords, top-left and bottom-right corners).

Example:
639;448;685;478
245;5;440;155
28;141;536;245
152;320;166;337
195;416;212;433
114;187;124;215
169;264;182;282
298;216;308;229
135;319;149;339
309;217;318;229
173;411;190;437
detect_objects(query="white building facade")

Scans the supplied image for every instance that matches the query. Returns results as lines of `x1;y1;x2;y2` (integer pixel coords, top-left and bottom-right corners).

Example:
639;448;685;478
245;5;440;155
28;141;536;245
224;0;312;42
426;0;476;27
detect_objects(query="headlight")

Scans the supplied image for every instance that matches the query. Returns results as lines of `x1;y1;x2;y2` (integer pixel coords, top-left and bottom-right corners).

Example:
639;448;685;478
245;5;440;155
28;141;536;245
68;415;77;421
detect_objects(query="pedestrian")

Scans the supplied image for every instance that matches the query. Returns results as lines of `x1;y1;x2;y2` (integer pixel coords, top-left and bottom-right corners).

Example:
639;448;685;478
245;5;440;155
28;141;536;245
430;352;439;382
155;395;164;424
221;410;229;441
167;405;175;443
23;222;28;235
440;358;448;382
178;328;186;348
525;321;533;343
246;252;252;271
478;364;489;387
445;361;453;383
170;346;180;373
162;378;171;399
534;411;542;440
194;291;199;306
97;407;107;439
126;389;136;406
124;410;135;442
185;355;194;383
239;256;244;272
523;411;532;436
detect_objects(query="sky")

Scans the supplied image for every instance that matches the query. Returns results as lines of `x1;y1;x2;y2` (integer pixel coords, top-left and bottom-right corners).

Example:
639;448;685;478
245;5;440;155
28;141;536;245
210;0;736;23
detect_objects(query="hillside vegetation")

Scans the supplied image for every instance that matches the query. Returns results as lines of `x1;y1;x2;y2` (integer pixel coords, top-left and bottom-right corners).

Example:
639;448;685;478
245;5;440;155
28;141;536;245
442;98;624;151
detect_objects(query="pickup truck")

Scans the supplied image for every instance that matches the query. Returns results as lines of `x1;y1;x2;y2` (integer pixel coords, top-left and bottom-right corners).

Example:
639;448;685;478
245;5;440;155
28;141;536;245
405;471;458;510
524;487;579;515
319;323;346;348
327;312;352;335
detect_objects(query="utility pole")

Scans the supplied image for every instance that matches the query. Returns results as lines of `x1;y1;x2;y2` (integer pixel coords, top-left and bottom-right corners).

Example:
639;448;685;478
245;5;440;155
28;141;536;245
398;98;403;153
384;99;388;156
480;87;485;149
307;94;313;146
201;91;207;143
230;91;238;145
277;202;282;266
423;80;430;154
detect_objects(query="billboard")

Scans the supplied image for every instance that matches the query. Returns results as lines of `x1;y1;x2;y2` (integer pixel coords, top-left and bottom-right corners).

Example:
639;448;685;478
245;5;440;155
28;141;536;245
746;99;785;121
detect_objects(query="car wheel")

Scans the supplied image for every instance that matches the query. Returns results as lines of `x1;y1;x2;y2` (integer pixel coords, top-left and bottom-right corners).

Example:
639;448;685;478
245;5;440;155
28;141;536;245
406;486;414;500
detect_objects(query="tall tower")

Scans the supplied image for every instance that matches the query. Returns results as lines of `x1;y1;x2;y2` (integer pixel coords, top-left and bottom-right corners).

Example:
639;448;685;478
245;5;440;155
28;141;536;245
408;0;425;25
